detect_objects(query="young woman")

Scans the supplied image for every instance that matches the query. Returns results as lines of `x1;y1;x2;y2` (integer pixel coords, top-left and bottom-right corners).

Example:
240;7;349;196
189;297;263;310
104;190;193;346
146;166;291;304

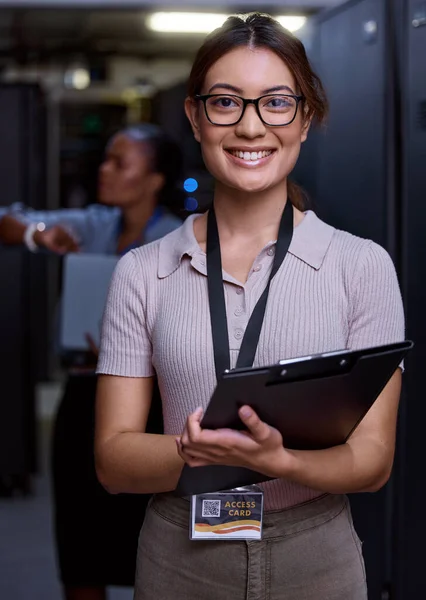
95;14;404;600
0;124;183;600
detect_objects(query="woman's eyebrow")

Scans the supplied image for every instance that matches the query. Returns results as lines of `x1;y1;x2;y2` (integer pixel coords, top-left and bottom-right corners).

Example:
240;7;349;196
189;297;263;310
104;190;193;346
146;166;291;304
262;85;296;95
208;83;244;94
207;83;296;95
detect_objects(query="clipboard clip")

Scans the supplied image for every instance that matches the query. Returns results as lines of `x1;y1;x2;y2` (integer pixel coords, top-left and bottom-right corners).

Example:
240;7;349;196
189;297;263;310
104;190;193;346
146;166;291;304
268;354;354;386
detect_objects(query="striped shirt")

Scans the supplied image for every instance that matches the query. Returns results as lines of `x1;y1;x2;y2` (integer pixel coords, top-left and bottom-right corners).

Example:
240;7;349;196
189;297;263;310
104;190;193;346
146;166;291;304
97;210;405;510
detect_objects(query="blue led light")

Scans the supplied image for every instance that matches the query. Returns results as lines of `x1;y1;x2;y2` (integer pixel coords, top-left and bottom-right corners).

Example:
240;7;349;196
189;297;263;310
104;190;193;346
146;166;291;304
185;197;199;212
184;178;199;193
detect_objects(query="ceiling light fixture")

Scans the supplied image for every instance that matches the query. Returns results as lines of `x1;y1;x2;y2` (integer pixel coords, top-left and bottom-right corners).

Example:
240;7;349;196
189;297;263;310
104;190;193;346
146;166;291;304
146;13;307;35
276;16;307;32
146;12;228;34
64;65;91;90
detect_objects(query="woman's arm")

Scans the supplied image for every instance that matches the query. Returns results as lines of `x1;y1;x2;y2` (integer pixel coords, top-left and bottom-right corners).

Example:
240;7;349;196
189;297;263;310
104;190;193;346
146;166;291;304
95;375;184;494
95;250;186;495
272;368;401;493
0;214;28;244
0;204;114;252
0;213;79;252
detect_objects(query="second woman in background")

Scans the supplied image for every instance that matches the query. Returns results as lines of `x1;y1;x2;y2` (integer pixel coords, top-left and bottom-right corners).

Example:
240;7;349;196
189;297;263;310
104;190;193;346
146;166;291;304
0;123;184;600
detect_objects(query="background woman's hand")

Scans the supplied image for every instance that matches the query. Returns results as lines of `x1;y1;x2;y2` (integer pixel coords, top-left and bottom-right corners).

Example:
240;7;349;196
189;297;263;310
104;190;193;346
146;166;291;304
85;332;99;358
176;406;290;479
34;224;79;254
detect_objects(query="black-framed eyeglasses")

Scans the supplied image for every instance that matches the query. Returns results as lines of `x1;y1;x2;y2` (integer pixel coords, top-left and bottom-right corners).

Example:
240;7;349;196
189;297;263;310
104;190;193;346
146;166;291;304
195;93;304;127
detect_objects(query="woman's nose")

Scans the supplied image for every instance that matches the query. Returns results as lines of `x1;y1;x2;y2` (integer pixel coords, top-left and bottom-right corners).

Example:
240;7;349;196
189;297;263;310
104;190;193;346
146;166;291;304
99;160;110;175
235;103;266;138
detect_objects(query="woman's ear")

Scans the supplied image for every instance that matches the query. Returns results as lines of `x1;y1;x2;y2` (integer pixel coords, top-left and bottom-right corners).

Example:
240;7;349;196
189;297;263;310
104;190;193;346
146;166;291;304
146;172;165;198
301;114;312;143
184;97;201;143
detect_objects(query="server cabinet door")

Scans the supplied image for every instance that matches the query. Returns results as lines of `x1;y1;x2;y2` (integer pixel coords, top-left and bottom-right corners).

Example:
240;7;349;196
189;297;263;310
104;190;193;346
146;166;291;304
302;1;394;598
0;85;49;386
314;0;390;248
396;3;426;597
0;84;46;210
0;249;35;478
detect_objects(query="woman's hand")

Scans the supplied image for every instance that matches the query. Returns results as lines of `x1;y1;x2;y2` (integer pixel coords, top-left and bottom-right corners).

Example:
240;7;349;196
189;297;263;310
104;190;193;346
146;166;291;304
176;406;290;479
85;332;100;358
34;224;79;253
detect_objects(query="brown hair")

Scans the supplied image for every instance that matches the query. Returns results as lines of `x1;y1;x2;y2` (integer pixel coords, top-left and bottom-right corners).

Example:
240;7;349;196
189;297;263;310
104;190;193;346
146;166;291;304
187;12;328;210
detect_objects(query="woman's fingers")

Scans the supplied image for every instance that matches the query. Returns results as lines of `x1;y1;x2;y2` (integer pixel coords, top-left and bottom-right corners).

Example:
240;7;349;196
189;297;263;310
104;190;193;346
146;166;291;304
188;406;204;428
41;225;80;254
176;437;212;466
181;407;203;446
179;428;256;465
238;406;271;442
178;405;281;469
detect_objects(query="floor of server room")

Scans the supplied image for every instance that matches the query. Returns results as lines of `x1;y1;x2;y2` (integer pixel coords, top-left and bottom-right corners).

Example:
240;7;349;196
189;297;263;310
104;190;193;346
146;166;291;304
0;382;133;600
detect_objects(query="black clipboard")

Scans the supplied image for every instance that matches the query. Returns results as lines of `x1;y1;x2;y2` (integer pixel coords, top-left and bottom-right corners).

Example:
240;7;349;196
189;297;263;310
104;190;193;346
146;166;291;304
176;341;413;496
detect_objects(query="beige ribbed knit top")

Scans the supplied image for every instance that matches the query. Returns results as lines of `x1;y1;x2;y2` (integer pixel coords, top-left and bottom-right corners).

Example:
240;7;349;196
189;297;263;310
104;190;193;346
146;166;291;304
97;210;405;510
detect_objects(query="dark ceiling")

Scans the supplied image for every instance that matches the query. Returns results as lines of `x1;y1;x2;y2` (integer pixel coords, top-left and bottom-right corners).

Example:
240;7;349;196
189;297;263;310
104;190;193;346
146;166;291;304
0;7;325;64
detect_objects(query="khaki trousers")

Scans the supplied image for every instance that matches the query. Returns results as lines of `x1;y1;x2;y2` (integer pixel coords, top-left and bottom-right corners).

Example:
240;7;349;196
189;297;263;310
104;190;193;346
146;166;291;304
134;492;367;600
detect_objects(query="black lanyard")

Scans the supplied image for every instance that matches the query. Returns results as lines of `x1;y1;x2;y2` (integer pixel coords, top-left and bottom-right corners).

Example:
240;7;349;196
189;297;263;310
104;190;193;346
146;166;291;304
206;200;294;381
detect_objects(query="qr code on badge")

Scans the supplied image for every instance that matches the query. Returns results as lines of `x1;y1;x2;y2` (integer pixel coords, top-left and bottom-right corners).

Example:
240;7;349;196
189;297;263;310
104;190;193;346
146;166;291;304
202;499;221;517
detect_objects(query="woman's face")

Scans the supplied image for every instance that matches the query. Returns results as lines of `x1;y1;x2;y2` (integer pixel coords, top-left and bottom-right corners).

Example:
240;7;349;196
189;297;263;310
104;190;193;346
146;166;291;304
186;46;310;195
98;134;162;208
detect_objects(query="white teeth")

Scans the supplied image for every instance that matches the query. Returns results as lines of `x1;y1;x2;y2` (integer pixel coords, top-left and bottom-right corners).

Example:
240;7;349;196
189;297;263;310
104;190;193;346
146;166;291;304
231;150;273;161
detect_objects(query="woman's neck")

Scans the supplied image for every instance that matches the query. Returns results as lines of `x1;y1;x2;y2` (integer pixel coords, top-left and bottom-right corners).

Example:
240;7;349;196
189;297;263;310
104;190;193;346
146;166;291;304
120;196;157;238
192;181;303;284
212;181;299;243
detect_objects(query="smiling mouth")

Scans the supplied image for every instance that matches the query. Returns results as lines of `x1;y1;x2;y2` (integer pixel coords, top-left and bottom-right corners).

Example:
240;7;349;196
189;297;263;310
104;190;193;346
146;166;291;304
227;149;275;161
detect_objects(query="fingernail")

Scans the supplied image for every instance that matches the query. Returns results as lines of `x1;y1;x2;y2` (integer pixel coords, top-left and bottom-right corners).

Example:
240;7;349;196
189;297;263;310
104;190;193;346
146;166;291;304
240;407;252;418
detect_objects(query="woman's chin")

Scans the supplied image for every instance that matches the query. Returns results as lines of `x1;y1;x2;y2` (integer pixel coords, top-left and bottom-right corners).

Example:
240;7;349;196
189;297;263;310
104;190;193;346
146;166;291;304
98;195;116;206
228;177;277;195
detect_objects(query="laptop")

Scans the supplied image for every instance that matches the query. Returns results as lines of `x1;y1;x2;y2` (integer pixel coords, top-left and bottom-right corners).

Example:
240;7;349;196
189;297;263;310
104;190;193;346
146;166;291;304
60;253;119;354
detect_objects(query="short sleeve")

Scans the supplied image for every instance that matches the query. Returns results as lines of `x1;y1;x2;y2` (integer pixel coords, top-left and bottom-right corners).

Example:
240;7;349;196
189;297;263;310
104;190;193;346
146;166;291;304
97;251;154;377
347;241;405;354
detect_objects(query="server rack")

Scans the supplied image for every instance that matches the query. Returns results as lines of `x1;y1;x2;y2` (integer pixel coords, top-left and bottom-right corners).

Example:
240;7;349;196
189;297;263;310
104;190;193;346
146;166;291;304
296;1;402;596
395;1;426;596
0;84;48;493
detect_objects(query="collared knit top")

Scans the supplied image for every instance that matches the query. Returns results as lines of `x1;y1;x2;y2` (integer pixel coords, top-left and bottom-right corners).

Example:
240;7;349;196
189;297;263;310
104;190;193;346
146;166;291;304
97;210;405;510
